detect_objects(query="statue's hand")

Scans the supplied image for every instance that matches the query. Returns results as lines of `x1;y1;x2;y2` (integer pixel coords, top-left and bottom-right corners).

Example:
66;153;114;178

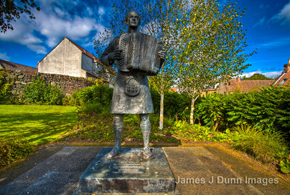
158;50;165;60
109;49;123;60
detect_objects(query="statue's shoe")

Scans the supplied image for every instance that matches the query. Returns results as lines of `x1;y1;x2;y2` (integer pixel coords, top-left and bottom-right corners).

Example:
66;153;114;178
107;146;121;159
143;148;153;159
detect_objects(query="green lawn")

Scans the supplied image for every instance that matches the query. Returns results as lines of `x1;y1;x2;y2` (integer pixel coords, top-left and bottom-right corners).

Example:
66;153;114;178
0;105;78;145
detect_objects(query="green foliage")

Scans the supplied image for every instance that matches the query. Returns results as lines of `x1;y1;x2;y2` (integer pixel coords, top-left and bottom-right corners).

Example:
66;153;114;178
0;69;13;104
172;121;231;143
195;93;225;130
280;159;290;174
242;73;272;80
150;88;191;120
1;0;40;33
23;77;63;105
231;125;288;163
176;0;255;124
69;84;114;107
195;86;290;137
0;136;35;168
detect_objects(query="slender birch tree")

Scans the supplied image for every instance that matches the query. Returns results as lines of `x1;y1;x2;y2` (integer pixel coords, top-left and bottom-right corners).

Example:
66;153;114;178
175;0;255;125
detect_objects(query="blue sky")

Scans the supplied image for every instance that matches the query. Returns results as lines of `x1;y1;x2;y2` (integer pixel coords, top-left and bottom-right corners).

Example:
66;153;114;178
0;0;289;78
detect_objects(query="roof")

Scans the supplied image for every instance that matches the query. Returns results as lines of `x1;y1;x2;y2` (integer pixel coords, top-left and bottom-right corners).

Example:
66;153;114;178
226;79;274;92
272;61;290;87
0;59;37;73
273;72;290;87
66;38;116;75
39;37;116;75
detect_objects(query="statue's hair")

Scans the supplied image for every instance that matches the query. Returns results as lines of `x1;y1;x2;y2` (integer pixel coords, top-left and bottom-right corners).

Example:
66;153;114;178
125;10;141;26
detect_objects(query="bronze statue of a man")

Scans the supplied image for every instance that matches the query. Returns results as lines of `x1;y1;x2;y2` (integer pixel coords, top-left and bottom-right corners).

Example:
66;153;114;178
100;11;164;159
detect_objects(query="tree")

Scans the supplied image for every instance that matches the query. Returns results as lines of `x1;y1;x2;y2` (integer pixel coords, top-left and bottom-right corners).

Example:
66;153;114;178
176;0;255;125
94;0;181;129
243;73;272;80
0;0;40;33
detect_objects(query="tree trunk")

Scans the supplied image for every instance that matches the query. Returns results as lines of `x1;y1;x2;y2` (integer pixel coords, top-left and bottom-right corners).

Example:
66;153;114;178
159;90;164;129
190;97;195;124
213;121;219;132
159;66;165;129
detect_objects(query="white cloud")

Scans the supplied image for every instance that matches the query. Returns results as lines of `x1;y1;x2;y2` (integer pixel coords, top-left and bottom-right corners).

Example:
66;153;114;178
263;71;282;78
0;16;47;54
36;11;101;47
253;16;266;28
239;70;282;79
239;70;262;78
98;7;105;16
0;0;105;54
0;52;10;61
86;7;93;16
270;2;290;26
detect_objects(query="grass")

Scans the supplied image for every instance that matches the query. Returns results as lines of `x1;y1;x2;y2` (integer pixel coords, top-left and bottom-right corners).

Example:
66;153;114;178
58;104;180;145
0;105;78;146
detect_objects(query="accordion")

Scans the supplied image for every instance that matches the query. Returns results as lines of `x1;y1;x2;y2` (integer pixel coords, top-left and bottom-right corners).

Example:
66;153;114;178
116;32;163;76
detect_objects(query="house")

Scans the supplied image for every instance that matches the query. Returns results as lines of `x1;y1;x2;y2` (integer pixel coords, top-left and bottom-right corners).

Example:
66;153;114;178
0;59;37;73
169;84;218;96
218;77;274;94
170;76;273;96
272;59;290;87
38;37;116;86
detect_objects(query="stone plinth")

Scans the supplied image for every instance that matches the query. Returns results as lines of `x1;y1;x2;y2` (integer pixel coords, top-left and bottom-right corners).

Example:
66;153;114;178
74;148;179;194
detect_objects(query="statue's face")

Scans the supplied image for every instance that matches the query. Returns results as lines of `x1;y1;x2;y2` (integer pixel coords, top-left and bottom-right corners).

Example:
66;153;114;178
127;11;140;27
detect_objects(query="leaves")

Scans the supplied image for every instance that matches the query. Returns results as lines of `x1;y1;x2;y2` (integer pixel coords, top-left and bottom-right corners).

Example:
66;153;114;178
0;0;40;33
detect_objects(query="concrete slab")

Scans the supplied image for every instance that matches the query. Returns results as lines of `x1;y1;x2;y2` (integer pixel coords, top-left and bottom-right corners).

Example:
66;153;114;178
1;146;286;195
74;148;179;194
0;146;101;195
163;147;263;195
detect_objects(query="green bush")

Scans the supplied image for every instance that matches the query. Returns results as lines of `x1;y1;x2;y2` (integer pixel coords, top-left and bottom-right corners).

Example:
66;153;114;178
150;89;191;120
231;124;289;163
0;69;13;104
195;86;290;138
172;121;231;143
0;136;35;168
70;84;113;107
23;77;63;105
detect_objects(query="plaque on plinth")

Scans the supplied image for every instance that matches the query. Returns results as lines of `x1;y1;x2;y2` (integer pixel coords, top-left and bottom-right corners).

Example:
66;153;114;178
74;148;180;194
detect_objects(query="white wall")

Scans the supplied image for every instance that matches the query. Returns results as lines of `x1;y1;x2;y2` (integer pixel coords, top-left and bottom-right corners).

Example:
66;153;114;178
38;38;82;77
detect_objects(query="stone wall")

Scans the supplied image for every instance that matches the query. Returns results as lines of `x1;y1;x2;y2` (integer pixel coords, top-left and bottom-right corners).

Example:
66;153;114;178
3;69;98;98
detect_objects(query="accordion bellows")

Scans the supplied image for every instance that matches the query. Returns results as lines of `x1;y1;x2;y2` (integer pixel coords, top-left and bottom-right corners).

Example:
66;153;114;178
116;32;162;76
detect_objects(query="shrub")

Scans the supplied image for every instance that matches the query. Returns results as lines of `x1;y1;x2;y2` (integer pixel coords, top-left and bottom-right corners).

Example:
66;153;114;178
150;89;191;120
231;124;289;163
0;136;35;168
195;86;290;139
23;77;63;105
71;84;113;107
0;69;13;104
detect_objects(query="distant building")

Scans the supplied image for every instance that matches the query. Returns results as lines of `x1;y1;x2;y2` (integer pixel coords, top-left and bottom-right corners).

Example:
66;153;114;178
0;59;37;73
169;84;219;96
38;37;116;87
170;76;274;96
272;59;290;87
218;77;273;94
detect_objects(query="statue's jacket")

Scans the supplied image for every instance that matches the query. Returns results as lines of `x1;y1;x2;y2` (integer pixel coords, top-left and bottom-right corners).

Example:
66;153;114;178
101;33;160;114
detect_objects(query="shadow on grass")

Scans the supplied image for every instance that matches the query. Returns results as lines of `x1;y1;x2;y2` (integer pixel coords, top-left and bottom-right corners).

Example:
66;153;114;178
0;112;78;145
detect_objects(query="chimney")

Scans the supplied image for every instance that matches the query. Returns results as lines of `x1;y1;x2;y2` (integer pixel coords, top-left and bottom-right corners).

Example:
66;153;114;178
283;59;290;73
236;76;240;82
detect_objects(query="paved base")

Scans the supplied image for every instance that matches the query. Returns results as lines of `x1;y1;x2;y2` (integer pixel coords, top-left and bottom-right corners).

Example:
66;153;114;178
0;147;102;195
74;148;179;194
0;146;266;195
163;147;263;195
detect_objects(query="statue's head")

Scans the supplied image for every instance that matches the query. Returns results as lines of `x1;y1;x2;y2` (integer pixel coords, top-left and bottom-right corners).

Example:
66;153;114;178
126;11;140;28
